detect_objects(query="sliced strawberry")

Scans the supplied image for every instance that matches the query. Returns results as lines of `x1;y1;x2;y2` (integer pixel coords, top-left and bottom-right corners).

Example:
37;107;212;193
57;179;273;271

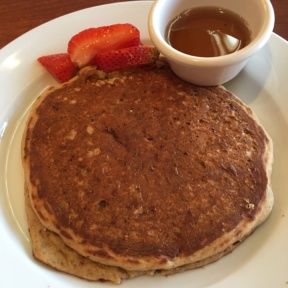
92;46;160;72
38;53;77;83
68;23;140;68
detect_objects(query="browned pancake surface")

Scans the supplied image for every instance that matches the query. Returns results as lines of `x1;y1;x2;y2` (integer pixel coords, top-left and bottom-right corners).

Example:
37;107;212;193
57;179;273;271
23;63;273;271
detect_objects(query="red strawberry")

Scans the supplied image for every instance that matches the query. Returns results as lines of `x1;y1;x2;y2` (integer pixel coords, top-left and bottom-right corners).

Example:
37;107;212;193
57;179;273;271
38;53;77;83
92;46;160;72
68;23;140;68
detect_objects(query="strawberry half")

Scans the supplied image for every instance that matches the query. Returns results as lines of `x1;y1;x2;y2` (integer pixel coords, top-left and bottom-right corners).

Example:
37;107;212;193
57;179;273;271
92;46;160;72
38;53;77;83
68;23;140;68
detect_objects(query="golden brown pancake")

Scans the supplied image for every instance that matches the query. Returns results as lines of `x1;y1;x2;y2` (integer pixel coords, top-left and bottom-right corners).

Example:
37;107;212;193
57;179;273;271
22;62;273;277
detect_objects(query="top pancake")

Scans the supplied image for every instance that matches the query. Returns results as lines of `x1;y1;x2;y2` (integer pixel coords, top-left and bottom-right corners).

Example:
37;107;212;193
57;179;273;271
22;63;273;271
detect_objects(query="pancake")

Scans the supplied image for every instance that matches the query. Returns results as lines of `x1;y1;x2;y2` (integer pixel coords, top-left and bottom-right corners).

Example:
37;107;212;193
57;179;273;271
22;62;273;278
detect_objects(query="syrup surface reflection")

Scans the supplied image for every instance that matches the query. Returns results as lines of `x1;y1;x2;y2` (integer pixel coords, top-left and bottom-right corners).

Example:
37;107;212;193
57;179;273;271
209;30;242;56
166;7;251;57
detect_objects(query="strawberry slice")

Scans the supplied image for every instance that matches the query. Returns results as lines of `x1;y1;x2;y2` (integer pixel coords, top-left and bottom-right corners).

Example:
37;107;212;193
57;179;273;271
38;53;77;83
68;23;140;68
92;46;160;72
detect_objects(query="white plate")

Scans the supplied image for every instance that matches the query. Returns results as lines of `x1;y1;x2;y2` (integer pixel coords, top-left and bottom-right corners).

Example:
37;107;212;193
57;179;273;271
0;1;287;287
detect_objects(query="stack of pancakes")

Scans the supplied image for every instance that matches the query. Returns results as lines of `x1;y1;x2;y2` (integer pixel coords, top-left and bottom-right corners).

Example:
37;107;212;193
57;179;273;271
22;62;273;283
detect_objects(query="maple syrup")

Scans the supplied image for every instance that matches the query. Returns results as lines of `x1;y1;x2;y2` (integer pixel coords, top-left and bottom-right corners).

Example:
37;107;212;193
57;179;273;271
166;7;251;57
